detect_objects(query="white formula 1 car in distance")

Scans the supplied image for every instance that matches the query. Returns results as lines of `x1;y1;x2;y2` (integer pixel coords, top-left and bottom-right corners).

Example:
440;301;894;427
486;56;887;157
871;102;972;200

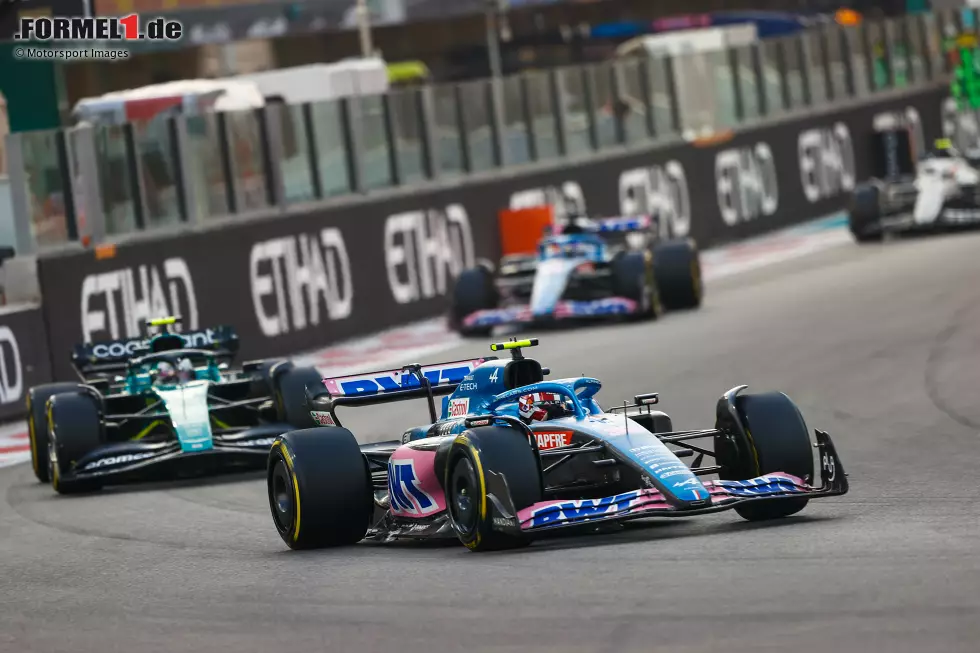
849;138;980;243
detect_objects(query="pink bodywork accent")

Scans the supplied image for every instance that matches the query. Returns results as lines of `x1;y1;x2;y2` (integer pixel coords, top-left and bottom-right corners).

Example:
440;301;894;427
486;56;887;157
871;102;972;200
387;446;448;518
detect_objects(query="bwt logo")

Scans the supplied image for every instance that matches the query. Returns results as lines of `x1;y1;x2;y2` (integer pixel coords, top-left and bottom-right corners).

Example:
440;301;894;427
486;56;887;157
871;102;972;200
387;459;439;516
618;162;691;238
384;204;475;305
0;327;22;406
249;228;354;338
797;122;855;203
80;258;197;342
529;491;640;528
715;142;779;226
509;181;587;223
339;365;472;396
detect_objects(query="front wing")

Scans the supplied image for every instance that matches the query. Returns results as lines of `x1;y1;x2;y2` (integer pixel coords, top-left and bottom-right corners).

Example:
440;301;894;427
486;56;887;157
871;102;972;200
502;430;849;535
62;424;288;484
463;298;638;329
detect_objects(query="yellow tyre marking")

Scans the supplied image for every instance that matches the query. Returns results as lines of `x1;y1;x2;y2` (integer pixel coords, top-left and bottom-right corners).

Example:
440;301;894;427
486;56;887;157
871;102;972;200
278;442;301;542
27;394;39;474
743;426;762;477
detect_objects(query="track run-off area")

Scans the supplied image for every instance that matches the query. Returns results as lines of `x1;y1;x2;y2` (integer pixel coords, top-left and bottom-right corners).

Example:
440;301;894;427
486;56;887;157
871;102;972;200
2;215;979;652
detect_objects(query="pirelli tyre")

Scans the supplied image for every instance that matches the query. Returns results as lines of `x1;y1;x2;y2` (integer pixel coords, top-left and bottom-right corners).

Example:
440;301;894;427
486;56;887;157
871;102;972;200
27;382;87;483
848;185;885;243
610;251;663;320
717;392;815;521
652;239;703;310
273;365;323;429
449;265;499;338
444;426;544;552
268;428;374;550
47;390;107;494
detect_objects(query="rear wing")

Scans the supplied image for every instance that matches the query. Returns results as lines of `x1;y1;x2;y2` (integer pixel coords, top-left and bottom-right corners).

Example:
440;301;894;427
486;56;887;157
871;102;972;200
554;215;653;234
317;358;494;408
71;325;240;377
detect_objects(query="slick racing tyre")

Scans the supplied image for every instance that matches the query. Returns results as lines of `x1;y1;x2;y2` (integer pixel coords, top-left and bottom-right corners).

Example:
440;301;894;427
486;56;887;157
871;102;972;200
449;266;499;338
27;382;85;483
849;185;885;244
48;390;107;495
718;392;814;521
652;239;702;310
611;251;663;320
268;428;374;550
445;426;544;552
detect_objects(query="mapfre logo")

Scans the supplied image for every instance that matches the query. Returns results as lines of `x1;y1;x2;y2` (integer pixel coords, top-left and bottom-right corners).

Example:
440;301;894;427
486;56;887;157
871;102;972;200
535;431;572;450
250;228;354;338
618;162;691;238
715;142;778;226
384;204;475;304
0;326;22;406
80;258;197;342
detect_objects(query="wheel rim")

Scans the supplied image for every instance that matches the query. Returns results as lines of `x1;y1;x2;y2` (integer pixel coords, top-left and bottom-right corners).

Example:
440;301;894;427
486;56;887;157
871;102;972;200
449;456;479;536
270;459;295;534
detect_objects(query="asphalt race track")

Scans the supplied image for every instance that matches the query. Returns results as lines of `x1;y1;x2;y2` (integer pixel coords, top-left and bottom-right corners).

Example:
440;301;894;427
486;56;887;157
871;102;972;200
3;232;980;653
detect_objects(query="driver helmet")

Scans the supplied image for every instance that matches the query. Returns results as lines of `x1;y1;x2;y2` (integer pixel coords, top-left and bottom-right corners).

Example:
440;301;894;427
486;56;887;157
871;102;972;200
519;392;572;424
176;358;195;383
155;361;178;385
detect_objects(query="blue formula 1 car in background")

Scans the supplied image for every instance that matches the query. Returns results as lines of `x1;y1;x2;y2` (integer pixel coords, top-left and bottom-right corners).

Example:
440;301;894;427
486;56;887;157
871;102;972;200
266;338;848;552
448;214;703;337
27;317;324;494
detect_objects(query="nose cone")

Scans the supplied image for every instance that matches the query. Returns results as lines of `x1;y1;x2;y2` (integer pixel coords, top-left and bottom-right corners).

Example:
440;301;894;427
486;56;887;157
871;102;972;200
530;259;581;316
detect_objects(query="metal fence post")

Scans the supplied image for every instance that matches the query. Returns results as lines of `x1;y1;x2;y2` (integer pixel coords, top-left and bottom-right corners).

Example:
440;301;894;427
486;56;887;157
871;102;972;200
582;66;598;151
795;35;812;106
610;63;627;144
519;74;538;160
840;28;856;97
751;43;768;117
417;87;437;179
301;104;324;201
452;84;472;174
663;55;682;135
487;78;505;167
776;39;791;110
3;134;36;254
68;124;104;245
121;123;146;230
380;94;400;186
166;116;190;223
728;46;745;122
818;26;835;102
54;130;79;241
339;97;362;193
637;57;656;139
549;69;568;155
215;112;238;213
256;104;286;211
916;14;933;81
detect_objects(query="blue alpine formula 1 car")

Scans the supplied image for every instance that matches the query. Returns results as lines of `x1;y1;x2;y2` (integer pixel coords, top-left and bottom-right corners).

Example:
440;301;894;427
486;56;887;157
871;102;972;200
448;215;703;337
266;339;848;551
27;317;324;494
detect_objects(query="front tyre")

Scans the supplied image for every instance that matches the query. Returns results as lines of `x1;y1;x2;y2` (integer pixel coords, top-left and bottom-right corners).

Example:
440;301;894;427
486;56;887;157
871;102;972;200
849;185;885;244
719;392;815;521
26;382;85;483
268;428;373;550
652;239;702;310
449;266;499;338
48;391;106;495
445;426;543;552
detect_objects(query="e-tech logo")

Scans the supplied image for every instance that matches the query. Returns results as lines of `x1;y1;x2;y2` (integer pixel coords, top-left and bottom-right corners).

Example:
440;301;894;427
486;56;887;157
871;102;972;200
384;204;475;305
81;258;197;342
715;142;779;226
15;14;182;42
528;491;640;528
0;327;23;406
387;459;439;516
618;162;691;238
250;228;353;338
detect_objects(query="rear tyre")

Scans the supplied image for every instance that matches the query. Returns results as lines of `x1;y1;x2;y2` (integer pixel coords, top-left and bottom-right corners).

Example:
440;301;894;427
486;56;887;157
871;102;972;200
449;266;499;338
267;428;373;550
611;251;662;320
652;239;702;310
48;391;106;495
445;426;544;551
720;392;814;521
27;382;85;483
849;186;885;244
